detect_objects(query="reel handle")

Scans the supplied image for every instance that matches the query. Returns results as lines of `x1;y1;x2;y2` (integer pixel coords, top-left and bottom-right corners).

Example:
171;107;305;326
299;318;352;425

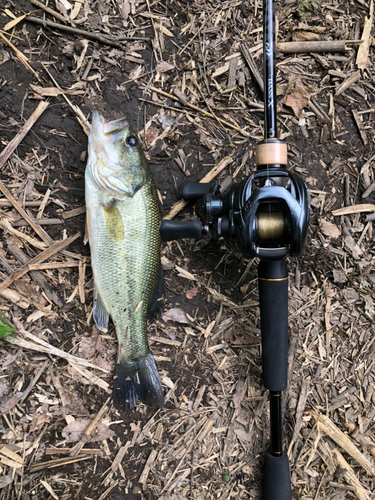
160;220;204;242
182;180;218;200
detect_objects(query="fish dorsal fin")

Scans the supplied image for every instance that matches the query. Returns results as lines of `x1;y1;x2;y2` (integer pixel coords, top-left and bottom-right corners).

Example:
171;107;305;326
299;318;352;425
93;288;109;332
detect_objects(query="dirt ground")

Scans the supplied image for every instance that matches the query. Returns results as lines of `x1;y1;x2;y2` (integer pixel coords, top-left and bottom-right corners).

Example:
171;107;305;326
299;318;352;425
0;0;375;499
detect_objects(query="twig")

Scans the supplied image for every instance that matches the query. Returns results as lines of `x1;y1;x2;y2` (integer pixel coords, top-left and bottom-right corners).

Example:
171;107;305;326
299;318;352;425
25;16;150;45
163;156;233;220
0;101;49;170
29;0;68;24
0;199;51;208
332;448;372;500
70;398;111;457
149;86;250;137
277;40;361;53
0;32;39;80
332;204;375;216
7;238;63;307
28;455;92;472
7;327;110;373
0;359;49;414
356;0;374;69
240;42;264;94
43;64;91;136
311;410;375;476
0;233;80;295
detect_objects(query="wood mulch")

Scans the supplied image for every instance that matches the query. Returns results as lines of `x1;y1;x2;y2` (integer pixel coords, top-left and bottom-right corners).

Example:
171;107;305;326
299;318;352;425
0;0;374;498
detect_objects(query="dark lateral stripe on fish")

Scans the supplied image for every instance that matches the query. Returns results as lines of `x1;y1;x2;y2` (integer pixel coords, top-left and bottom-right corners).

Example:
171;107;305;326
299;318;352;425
113;353;165;410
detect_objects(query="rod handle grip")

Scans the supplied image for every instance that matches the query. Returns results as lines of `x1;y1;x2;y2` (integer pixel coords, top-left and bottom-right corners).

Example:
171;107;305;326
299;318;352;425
159;220;203;241
258;260;288;392
263;451;292;500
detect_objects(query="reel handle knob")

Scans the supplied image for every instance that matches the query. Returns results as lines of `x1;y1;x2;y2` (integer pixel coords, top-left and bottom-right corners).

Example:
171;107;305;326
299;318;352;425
159;220;204;241
182;181;217;200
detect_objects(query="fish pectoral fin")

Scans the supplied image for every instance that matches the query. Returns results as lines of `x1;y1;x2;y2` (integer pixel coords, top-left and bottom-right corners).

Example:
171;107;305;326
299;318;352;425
93;288;109;332
103;204;125;242
84;210;91;245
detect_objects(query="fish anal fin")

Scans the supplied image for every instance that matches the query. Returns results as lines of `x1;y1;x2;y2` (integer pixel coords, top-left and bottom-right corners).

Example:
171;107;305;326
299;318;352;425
93;288;109;332
113;352;164;410
103;204;124;242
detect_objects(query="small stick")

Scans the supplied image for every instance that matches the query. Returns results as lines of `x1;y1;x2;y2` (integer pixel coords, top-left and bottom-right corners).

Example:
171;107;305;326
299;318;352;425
336;70;361;96
0;359;49;414
0;233;80;295
163;156;233;220
0;32;39;80
7;238;63;307
311;410;375;476
7;327;109;372
240;42;264;94
28;455;92;472
0;101;49;170
332;204;375;216
43;64;91;136
356;0;374;70
0;199;51;208
25;16;150;45
70;398;110;457
149;86;250;137
29;0;68;24
277;40;361;54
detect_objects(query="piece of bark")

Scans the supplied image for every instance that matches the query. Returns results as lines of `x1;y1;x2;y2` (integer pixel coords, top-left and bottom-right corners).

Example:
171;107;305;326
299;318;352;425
356;0;374;69
277;40;353;53
311;410;375;476
240;42;264;94
336;70;361;96
7;238;63;307
352;109;368;145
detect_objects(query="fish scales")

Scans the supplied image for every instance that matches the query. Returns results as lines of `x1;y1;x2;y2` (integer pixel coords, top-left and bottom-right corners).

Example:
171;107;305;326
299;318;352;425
85;110;164;410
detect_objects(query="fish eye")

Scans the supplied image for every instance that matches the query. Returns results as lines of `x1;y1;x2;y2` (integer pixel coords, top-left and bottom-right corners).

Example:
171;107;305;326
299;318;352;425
126;135;138;147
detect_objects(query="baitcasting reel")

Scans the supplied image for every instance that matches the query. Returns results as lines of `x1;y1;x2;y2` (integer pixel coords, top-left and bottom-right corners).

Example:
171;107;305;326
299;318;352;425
160;142;310;260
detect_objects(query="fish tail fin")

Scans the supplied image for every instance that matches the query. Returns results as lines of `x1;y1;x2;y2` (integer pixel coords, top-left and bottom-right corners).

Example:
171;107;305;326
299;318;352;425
113;352;164;410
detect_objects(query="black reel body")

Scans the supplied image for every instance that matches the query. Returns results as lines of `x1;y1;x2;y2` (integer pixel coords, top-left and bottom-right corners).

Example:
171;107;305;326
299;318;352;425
161;171;310;261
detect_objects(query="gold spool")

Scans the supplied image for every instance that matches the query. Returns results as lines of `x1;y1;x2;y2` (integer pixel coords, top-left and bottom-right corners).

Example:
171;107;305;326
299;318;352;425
257;212;285;240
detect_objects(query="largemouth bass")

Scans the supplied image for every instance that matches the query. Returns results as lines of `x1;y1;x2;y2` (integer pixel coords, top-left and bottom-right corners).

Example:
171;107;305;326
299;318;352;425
85;110;164;410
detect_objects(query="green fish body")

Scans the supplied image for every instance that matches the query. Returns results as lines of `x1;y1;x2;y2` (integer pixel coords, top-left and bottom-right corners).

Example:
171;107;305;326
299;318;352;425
85;110;164;410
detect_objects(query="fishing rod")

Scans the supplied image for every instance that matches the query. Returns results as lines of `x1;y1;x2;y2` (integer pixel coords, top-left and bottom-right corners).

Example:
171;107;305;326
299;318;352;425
159;0;310;497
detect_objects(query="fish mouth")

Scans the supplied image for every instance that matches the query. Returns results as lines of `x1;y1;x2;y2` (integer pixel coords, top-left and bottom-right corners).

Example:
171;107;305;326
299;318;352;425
92;110;130;139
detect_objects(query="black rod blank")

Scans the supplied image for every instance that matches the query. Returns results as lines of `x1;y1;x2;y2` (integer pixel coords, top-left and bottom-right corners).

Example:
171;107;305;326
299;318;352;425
263;0;277;139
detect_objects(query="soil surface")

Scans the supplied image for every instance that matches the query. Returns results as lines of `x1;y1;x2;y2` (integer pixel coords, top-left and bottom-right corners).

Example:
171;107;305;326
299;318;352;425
0;0;374;499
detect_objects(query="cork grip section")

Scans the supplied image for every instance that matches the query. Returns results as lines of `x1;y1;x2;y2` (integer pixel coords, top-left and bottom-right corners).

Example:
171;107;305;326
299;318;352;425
256;142;287;166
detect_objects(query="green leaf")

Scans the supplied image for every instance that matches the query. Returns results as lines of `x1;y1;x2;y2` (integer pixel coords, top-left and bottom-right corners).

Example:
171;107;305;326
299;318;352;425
0;314;15;340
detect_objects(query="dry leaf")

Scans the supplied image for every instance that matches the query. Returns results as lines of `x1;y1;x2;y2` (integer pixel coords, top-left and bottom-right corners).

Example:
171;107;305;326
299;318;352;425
292;31;321;41
162;308;191;324
186;287;198;299
130;422;141;432
62;420;115;442
156;61;175;73
282;75;311;118
319;218;341;239
232;380;247;409
0;50;10;66
121;0;131;19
